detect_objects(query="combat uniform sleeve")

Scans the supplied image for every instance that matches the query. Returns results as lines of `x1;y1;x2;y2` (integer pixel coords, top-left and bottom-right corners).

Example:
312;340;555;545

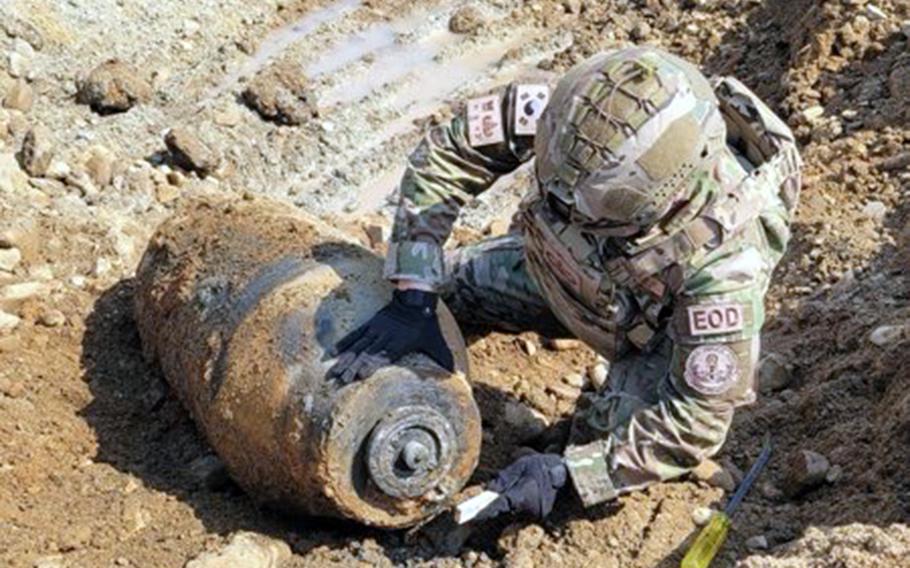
384;84;548;288
564;226;785;506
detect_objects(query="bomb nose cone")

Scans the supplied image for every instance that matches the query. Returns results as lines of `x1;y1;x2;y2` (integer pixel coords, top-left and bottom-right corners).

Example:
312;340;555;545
367;405;456;500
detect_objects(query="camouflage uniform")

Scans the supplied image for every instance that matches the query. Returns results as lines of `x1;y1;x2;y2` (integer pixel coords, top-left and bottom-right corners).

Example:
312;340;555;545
385;47;801;506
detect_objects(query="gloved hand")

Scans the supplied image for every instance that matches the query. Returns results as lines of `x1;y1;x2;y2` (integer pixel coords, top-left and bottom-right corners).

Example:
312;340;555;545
475;453;568;521
329;289;455;383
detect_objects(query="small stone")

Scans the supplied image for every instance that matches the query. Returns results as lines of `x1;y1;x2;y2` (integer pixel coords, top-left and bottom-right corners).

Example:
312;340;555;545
18;124;55;177
864;4;887;21
783;449;830;497
213;106;242;127
691;459;736;492
0;247;21;272
32;555;65;568
861;200;887;222
801;105;825;123
0;309;20;333
94;257;112;277
746;535;769;550
542;337;582;351
759;481;784;500
0;377;26;397
38;308;65;327
562;372;587;388
69;275;86;288
517;337;537;357
59;524;91;552
7;51;27;78
758;353;792;393
189;454;231;490
901;20;910;39
155;183;180;204
363;223;388;249
825;464;843;484
185;531;291;568
879;152;910;171
691;506;713;526
502;399;549;443
242;61;315;126
869;324;908;347
2;79;33;111
630;21;652;41
77;59;152;113
484;218;510;237
0;281;46;301
45;160;71;180
546;381;581;400
587;361;609;390
165;127;220;175
449;6;485;34
83;145;116;186
0;152;28;193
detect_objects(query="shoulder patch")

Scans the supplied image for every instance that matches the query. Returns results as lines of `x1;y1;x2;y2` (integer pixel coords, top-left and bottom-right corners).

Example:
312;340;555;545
687;303;745;336
684;345;740;395
514;84;550;136
467;94;505;147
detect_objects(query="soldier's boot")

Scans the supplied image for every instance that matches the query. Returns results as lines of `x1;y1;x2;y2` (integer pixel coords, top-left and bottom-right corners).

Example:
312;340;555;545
440;232;568;337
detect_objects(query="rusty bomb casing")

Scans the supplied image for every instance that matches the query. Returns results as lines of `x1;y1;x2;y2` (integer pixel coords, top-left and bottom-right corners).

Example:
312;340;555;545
133;198;481;528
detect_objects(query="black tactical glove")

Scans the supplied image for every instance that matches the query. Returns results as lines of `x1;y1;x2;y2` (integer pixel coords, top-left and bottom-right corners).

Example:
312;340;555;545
329;289;455;383
475;453;568;521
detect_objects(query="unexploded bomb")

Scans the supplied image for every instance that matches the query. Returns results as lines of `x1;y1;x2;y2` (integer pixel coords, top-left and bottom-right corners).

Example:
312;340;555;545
134;198;481;528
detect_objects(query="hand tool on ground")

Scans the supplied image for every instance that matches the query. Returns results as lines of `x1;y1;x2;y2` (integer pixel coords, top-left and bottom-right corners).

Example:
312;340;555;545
681;436;772;568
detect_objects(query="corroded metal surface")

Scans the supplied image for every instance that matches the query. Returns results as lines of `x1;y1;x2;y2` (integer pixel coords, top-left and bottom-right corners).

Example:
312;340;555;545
133;198;481;528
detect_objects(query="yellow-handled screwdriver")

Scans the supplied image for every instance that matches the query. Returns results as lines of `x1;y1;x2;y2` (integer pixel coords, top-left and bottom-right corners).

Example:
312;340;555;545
681;437;772;568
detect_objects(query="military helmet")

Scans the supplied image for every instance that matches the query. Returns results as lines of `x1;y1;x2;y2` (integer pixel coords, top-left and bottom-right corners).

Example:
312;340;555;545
535;46;727;230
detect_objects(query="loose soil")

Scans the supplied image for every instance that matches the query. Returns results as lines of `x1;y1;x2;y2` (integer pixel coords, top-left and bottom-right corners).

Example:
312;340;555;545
0;0;908;567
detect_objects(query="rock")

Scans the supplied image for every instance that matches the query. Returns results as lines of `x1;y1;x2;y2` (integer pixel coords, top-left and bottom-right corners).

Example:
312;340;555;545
0;309;20;333
691;459;736;492
901;20;910;39
0;152;28;193
746;535;769;550
879;152;910;171
83;145;116;186
0;247;21;272
758;353;792;393
503;399;549;442
783;449;830;497
449;6;485;34
517;337;537;357
864;4;887;21
155;183;180;204
18;124;55;177
692;506;713;526
242;61;315;126
45;159;71;180
759;481;784;500
801;105;825;123
542;337;581;351
562;372;587;388
185;532;291;568
587;361;609;390
2;79;33;111
0;376;25;397
888;58;910;104
77;59;152;113
37;308;65;327
0;281;46;302
546;381;581;400
165;127;219;175
32;555;65;568
189;454;231;490
868;324;908;347
213;106;242;127
362;223;388;249
7;51;27;78
861;200;887;222
825;464;843;484
484;218;510;237
630;21;652;41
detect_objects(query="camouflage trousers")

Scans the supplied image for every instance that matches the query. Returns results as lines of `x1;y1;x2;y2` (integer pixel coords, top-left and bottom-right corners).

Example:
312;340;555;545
440;232;668;442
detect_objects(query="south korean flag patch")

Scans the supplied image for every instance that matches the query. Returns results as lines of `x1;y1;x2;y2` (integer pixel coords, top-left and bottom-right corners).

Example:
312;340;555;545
684;345;740;396
514;84;549;136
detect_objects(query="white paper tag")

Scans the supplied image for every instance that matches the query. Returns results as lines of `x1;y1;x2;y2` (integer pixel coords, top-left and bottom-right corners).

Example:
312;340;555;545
454;490;500;524
467;95;505;147
514;84;550;136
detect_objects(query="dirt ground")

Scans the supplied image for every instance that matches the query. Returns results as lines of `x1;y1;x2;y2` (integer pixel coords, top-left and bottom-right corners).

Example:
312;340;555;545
1;0;909;567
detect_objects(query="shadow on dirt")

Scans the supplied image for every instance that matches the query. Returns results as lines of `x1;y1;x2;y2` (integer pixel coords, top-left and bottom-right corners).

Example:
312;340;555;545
78;278;388;557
